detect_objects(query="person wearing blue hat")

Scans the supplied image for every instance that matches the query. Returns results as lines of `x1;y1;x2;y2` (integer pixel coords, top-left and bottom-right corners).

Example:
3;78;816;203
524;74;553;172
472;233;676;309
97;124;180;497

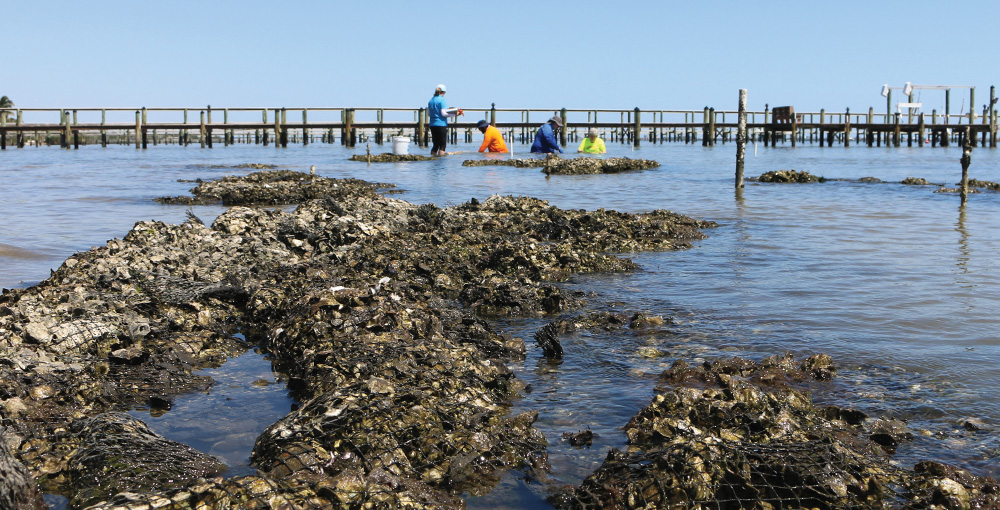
427;84;463;155
476;119;508;153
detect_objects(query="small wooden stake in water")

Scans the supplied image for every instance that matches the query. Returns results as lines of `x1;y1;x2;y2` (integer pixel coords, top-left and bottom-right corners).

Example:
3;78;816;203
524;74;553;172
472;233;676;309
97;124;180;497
366;142;371;166
310;165;316;182
960;126;971;205
736;89;747;189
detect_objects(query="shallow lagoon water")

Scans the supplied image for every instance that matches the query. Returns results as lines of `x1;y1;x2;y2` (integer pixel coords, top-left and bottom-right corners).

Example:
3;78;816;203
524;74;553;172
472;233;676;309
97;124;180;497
3;138;999;506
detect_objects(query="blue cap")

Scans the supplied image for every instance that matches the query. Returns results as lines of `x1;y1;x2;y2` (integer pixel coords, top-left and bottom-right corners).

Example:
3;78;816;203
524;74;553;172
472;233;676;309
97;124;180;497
477;120;489;129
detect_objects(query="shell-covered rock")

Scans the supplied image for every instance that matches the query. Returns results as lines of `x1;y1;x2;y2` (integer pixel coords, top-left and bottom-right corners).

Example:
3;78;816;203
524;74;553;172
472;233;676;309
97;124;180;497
752;169;826;183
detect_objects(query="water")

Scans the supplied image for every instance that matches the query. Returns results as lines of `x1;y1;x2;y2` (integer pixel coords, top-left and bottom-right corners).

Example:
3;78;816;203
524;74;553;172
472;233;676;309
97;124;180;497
3;139;999;506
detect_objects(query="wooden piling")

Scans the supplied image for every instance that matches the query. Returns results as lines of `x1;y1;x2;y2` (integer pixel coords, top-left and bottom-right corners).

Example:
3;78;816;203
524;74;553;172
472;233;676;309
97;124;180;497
960;127;971;205
490;103;496;126
844;108;851;147
736;89;747;189
560;108;568;147
273;109;281;148
280;108;288;147
141;107;148;149
918;113;925;147
709;108;716;146
135;110;142;149
991;85;997;148
633;107;641;148
200;111;206;148
206;106;213;148
100;110;107;147
15;110;23;148
818;109;825;147
344;109;354;148
702;107;711;146
893;113;901;147
302;109;308;146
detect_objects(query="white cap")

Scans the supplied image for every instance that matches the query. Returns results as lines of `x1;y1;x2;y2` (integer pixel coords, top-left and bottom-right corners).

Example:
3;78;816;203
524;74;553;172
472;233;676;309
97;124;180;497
436;84;447;92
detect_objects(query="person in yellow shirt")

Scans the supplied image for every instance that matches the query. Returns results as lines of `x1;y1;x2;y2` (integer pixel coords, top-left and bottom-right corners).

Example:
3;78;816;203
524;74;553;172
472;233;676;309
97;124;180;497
577;128;607;154
476;120;508;153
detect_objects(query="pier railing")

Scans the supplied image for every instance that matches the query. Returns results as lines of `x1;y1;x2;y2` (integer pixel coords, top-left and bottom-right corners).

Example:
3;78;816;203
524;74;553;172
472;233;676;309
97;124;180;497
1;105;997;150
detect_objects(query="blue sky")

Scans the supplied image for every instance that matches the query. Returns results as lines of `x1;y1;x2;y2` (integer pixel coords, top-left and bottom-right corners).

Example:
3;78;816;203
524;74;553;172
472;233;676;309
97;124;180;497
5;0;997;115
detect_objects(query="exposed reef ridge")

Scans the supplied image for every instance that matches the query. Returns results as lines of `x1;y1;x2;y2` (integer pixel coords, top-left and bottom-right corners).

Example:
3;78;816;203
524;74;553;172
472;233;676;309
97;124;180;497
0;170;712;508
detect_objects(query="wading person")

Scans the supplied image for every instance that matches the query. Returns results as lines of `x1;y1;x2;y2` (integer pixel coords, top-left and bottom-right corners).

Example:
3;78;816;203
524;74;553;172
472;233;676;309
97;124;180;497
577;128;607;154
427;84;463;156
476;119;508;153
530;115;563;154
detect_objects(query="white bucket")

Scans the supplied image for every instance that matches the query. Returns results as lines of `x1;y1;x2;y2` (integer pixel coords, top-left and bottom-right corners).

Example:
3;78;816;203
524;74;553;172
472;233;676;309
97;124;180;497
392;136;410;155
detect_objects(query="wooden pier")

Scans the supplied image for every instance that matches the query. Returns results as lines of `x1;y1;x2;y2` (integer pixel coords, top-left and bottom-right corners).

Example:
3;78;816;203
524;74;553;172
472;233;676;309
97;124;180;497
1;101;997;150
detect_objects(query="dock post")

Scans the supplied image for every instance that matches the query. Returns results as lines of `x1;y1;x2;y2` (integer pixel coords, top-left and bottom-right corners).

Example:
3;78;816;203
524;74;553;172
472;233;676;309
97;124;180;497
893;113;901;147
273;109;281;148
262;109;269;146
377;109;383;144
818;109;825;147
302;109;309;146
200;111;206;148
15;109;23;148
1;110;6;150
490;103;496;126
280;108;288;147
344;108;353;148
990;85;997;148
100;109;107;147
736;89;747;189
866;107;874;147
918;113;925;147
416;108;424;148
960;126;971;206
140;107;147;149
223;109;230;146
560;108;568;147
931;109;938;147
708;107;716;146
182;109;189;146
61;110;70;148
701;106;709;147
844;108;851;147
135;110;142;149
206;106;213;148
633;107;641;148
72;110;80;149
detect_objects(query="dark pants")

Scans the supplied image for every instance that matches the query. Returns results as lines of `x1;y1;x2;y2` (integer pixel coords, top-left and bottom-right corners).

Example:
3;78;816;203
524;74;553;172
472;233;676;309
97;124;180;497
430;126;448;154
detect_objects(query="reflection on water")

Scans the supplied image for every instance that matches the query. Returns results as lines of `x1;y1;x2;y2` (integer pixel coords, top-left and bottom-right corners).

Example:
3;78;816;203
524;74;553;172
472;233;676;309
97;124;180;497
2;142;1000;504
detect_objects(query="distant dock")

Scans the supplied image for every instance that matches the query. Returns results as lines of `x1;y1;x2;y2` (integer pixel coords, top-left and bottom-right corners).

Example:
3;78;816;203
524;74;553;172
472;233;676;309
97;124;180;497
1;103;997;150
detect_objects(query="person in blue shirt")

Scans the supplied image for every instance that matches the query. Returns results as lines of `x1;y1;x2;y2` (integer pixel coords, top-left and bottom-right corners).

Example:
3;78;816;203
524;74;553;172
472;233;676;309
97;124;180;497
530;115;563;153
427;84;462;156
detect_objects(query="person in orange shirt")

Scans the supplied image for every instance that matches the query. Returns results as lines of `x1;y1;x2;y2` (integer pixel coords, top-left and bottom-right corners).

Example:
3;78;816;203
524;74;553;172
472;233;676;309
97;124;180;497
476;120;508;153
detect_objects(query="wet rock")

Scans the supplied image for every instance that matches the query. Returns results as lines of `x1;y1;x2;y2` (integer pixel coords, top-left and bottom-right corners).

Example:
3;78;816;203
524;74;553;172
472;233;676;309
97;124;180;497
752;169;826;183
868;418;913;453
902;177;933;185
156;169;394;205
63;413;226;507
0;430;46;510
462;157;550;168
541;156;660;175
968;178;1000;191
349;152;436;162
859;176;883;183
936;186;981;194
562;429;595;448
